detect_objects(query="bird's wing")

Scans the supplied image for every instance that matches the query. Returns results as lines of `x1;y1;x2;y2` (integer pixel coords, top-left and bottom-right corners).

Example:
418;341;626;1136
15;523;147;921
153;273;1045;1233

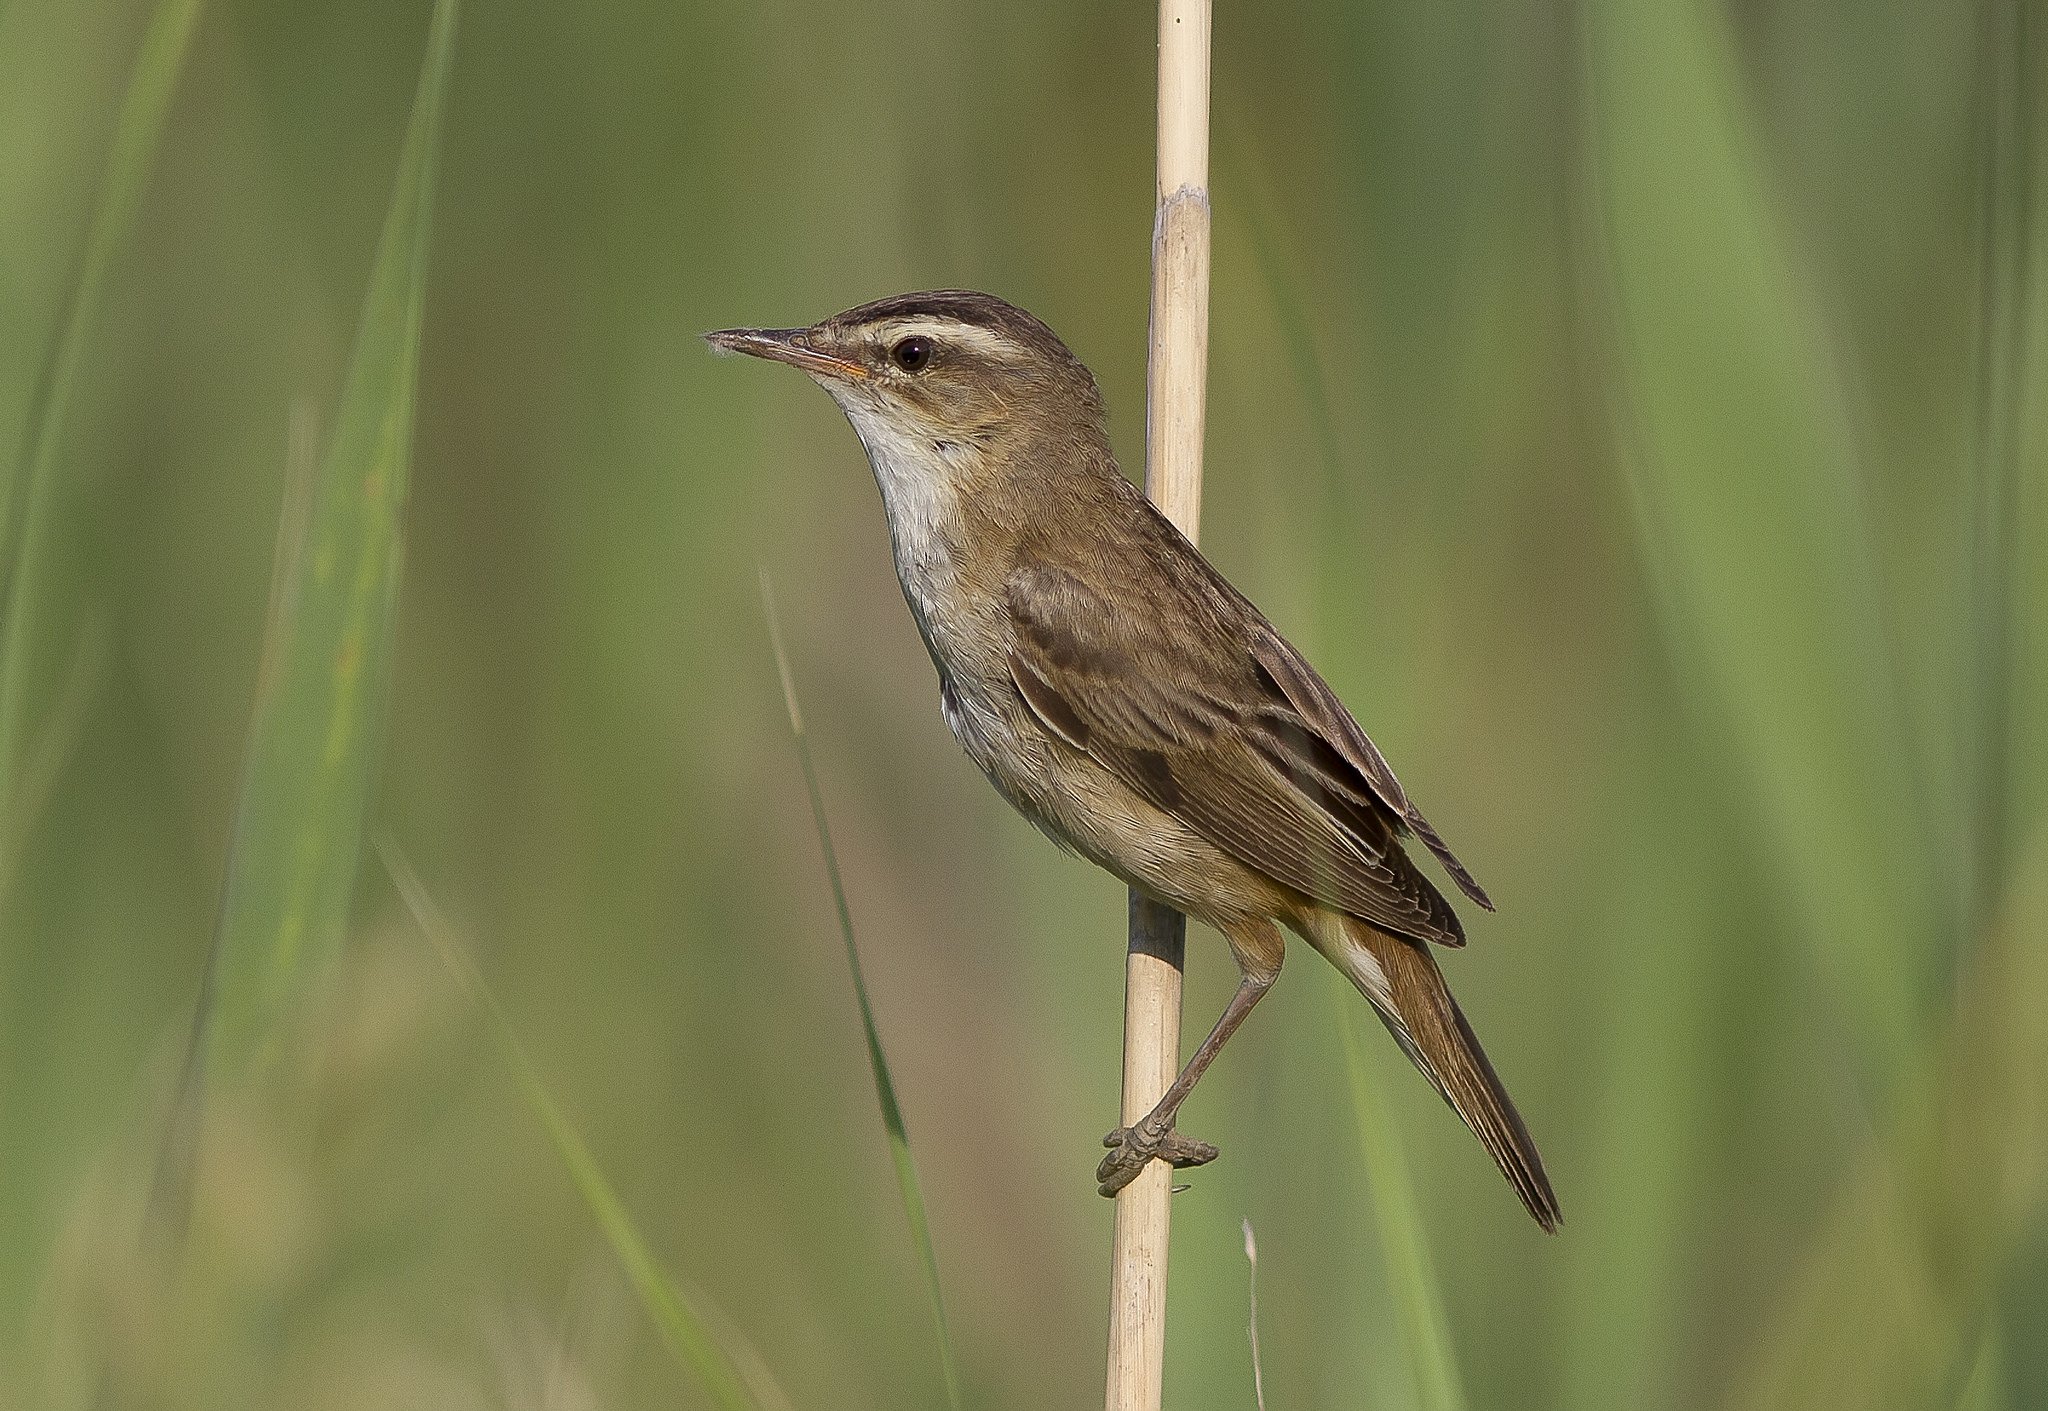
1243;625;1493;910
1006;560;1466;946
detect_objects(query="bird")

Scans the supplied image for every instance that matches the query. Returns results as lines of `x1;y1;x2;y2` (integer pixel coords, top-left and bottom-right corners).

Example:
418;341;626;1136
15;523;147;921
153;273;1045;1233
707;290;1559;1231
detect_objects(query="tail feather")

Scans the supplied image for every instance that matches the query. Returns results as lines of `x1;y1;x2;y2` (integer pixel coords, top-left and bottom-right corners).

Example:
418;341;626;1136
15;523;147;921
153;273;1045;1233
1317;913;1560;1232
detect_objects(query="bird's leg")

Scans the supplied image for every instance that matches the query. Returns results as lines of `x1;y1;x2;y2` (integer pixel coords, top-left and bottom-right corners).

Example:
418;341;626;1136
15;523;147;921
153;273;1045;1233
1098;966;1277;1196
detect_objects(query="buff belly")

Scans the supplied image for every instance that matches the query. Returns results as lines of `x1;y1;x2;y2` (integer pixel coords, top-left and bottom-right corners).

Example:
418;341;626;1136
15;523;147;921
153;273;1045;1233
939;669;1289;933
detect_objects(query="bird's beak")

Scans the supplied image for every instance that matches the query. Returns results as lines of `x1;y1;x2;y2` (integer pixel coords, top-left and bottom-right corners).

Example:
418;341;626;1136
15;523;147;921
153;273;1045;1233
703;326;870;381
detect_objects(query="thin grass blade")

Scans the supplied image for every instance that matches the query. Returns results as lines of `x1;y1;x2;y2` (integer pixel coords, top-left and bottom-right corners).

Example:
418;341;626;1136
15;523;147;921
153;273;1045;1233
1338;993;1469;1411
381;842;772;1411
203;0;457;1070
0;0;204;877
761;570;963;1411
1242;1218;1267;1411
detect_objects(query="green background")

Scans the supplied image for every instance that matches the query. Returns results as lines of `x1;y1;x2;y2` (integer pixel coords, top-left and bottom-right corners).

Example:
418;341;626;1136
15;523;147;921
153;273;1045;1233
3;1;2044;1407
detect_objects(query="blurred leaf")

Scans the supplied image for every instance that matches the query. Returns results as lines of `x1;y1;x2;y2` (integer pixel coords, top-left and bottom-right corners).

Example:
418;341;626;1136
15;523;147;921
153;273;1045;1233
0;0;204;879
1587;0;1937;1068
0;622;105;904
1339;996;1468;1411
382;842;774;1411
1954;1328;2010;1411
762;571;963;1411
1556;742;1719;1411
1730;836;2048;1411
205;0;457;1069
1959;0;2037;937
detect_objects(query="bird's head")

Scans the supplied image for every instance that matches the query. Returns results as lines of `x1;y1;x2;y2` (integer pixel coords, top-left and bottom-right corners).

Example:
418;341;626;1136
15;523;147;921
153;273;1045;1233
707;290;1110;506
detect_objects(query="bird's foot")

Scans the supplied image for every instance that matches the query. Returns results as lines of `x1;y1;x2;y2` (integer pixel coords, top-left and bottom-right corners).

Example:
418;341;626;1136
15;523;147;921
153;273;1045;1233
1096;1118;1218;1196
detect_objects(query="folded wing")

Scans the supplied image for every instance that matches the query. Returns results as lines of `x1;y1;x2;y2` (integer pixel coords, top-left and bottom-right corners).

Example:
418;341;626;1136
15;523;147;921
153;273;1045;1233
1007;560;1472;946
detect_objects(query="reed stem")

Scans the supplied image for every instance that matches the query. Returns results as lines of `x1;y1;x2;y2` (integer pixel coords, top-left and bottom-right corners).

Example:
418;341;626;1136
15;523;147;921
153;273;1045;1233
1104;4;1211;1408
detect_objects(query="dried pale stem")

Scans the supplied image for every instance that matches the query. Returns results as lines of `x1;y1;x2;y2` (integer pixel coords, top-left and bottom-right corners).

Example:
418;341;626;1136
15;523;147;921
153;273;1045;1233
1105;4;1211;1410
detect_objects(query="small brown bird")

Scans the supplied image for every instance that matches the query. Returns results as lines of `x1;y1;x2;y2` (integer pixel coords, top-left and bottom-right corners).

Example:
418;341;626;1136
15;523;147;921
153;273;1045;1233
709;291;1559;1231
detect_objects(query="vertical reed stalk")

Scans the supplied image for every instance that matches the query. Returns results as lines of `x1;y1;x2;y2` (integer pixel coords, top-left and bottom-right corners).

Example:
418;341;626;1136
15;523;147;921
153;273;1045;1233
1104;4;1211;1409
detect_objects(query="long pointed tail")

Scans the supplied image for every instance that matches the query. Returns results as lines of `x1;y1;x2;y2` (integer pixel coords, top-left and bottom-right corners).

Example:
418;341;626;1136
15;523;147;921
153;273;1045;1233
1318;912;1561;1232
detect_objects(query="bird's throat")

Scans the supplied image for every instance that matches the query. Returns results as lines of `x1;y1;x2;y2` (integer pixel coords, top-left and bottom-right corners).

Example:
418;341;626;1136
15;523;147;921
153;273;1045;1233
831;397;981;670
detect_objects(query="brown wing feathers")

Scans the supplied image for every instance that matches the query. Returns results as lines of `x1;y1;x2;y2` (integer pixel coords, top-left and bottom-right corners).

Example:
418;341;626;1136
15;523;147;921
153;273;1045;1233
1007;562;1476;947
1248;631;1493;910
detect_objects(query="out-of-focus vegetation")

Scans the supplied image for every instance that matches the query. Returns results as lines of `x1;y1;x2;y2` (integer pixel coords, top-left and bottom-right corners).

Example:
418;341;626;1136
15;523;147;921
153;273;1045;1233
1;1;2041;1408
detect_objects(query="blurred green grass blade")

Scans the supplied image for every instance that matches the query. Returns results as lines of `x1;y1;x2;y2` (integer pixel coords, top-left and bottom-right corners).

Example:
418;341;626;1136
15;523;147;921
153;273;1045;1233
1556;744;1716;1411
1586;0;1935;1068
205;0;457;1069
1238;160;1469;1411
1960;0;2037;936
0;622;106;904
382;844;769;1411
1953;1327;2008;1411
526;1094;760;1411
0;0;204;867
1338;995;1468;1411
1216;123;1346;501
761;571;964;1411
1730;841;2048;1411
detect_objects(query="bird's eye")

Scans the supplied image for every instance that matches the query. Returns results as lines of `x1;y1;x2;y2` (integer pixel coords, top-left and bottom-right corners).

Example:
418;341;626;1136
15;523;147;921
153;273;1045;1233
890;336;934;373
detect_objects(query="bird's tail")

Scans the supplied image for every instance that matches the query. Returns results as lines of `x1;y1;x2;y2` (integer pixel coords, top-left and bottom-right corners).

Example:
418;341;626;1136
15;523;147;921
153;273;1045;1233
1312;911;1561;1232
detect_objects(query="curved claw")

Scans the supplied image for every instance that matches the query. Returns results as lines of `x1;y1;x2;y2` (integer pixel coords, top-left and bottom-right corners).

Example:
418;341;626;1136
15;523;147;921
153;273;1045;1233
1096;1122;1220;1196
